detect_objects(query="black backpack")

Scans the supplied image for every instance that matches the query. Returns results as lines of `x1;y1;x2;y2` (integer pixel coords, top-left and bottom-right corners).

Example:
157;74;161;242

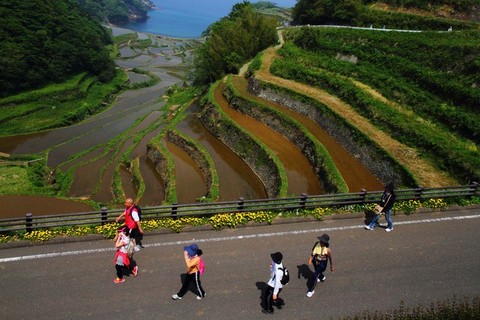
279;266;290;285
134;205;142;220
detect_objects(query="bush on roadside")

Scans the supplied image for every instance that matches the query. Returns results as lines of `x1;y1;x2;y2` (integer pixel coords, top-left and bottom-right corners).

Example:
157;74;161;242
340;296;480;320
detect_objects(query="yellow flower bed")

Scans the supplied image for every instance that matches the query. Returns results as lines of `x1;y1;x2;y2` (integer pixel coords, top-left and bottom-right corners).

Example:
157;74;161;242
1;197;477;243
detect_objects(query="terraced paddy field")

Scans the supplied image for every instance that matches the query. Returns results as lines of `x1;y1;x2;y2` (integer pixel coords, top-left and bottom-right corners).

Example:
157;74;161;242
2;26;478;216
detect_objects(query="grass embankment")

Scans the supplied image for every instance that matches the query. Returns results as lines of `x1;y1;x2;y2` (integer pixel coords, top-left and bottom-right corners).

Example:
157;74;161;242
0;72;127;136
166;129;220;202
225;76;347;193
200;80;287;198
255;27;480;187
0;67;149;202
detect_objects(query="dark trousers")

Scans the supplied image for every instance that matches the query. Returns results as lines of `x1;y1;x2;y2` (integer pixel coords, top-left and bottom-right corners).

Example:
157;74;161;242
115;260;136;279
308;259;327;291
263;286;283;312
177;272;205;298
129;227;142;247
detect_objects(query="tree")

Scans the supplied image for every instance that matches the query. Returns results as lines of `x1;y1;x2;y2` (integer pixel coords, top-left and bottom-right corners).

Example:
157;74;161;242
190;1;278;85
292;0;363;25
0;0;115;97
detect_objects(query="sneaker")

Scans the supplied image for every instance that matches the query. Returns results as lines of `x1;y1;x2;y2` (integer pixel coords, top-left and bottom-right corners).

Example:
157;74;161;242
262;309;274;314
316;277;321;283
365;225;373;230
306;291;314;298
385;228;393;232
114;277;125;284
320;276;326;282
273;300;283;309
172;294;182;300
196;295;203;300
134;245;141;252
132;266;138;277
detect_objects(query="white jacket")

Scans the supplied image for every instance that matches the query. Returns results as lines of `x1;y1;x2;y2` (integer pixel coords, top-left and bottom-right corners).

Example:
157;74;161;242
267;262;283;295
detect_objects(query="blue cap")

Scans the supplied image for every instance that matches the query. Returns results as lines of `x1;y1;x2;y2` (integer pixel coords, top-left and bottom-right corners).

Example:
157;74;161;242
184;244;198;257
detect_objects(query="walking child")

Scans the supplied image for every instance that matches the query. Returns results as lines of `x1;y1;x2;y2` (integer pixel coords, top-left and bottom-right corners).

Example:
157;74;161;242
172;244;206;300
262;252;286;314
306;234;334;297
113;226;138;283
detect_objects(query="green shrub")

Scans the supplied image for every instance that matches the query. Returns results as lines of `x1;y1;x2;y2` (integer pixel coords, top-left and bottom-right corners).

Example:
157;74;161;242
340;296;480;320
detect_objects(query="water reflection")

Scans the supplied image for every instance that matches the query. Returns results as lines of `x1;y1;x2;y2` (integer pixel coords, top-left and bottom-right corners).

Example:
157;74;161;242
165;140;207;203
177;105;267;201
0;195;94;218
215;81;323;195
231;76;383;192
138;156;165;206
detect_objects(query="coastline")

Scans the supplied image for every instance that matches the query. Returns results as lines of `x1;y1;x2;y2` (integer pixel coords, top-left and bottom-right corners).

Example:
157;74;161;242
105;24;202;41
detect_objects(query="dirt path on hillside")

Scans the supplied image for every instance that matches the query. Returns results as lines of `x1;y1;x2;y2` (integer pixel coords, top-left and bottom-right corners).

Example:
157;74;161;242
254;36;457;187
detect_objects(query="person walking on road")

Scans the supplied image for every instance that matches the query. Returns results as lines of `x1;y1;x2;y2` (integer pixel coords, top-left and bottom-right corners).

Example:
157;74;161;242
113;226;138;283
365;182;397;232
306;234;334;298
172;243;206;300
116;198;144;251
262;252;285;314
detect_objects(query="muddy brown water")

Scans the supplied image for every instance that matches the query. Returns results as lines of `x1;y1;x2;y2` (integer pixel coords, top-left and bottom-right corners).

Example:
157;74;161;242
137;156;166;206
165;140;207;203
120;165;137;200
0;33;193;216
231;77;384;192
215;81;323;196
0;195;94;219
0;31;381;218
176;105;267;201
68;155;109;198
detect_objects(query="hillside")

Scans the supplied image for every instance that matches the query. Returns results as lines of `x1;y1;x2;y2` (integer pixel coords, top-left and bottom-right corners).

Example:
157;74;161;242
1;1;480;208
0;0;116;97
292;0;480;30
247;26;479;186
73;0;155;25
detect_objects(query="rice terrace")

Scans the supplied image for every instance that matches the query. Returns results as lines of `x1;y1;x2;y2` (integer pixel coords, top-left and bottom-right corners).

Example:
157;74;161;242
1;1;480;319
0;0;479;217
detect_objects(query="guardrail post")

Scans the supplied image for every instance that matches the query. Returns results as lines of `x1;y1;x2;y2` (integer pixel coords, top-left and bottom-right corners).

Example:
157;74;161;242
25;213;33;233
300;193;308;210
237;197;245;212
101;207;108;225
360;189;367;204
171;203;178;220
469;181;478;197
414;186;424;200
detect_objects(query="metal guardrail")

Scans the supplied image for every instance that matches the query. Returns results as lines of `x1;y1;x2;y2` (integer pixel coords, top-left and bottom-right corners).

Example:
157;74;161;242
0;183;478;233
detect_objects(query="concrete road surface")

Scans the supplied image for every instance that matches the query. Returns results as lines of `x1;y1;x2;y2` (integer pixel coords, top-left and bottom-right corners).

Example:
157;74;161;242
1;207;479;320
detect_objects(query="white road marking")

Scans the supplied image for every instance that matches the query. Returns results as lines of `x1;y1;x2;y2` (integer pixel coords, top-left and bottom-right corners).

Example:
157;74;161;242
1;214;479;263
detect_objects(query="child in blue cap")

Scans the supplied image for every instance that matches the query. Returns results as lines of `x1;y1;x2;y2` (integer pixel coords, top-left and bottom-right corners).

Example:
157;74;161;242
172;244;206;300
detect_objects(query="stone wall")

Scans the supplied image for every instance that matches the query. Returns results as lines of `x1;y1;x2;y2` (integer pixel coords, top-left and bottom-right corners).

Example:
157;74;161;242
224;83;343;193
199;102;282;198
165;130;213;198
248;77;416;187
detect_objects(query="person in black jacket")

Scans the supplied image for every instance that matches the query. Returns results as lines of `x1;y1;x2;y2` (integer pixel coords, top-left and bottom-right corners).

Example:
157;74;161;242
365;182;396;232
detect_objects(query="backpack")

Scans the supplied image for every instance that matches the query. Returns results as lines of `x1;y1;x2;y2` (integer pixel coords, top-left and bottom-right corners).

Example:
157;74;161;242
134;205;142;221
125;238;135;258
198;257;205;275
279;266;290;285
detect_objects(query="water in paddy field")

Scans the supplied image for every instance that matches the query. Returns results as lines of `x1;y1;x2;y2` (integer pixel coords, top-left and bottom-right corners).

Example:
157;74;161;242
176;104;268;201
124;0;297;38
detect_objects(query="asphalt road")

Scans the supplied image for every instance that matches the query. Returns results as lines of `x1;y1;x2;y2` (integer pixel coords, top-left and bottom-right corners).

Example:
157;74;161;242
1;208;479;320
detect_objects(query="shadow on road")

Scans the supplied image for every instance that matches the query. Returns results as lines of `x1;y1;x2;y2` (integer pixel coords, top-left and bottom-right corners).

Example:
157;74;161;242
256;281;269;310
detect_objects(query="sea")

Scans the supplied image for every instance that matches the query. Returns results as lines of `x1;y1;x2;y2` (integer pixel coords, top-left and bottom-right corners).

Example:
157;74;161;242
124;0;297;38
